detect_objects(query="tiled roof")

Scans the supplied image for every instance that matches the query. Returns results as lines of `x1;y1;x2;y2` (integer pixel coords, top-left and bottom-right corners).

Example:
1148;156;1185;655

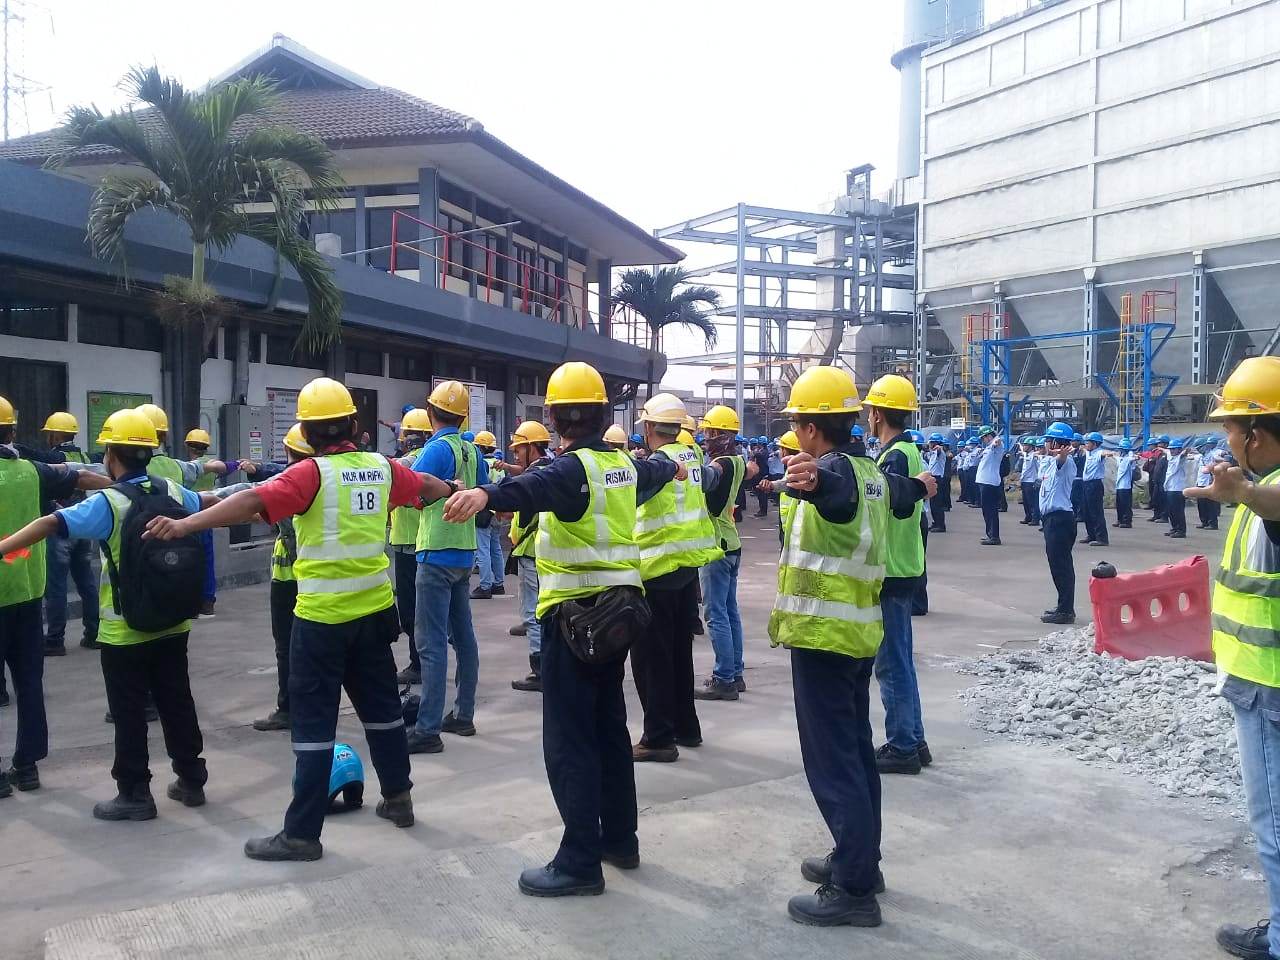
0;86;477;163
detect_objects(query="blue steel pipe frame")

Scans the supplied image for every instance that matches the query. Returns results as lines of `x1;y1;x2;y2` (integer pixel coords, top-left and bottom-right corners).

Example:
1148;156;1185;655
967;324;1178;445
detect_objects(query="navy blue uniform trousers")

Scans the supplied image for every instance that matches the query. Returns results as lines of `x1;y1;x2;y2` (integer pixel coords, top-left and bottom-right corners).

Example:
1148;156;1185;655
792;648;881;896
0;598;47;768
1041;510;1077;615
979;483;1001;541
285;606;410;842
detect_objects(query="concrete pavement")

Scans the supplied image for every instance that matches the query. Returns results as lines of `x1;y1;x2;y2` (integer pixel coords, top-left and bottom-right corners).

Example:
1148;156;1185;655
0;497;1258;959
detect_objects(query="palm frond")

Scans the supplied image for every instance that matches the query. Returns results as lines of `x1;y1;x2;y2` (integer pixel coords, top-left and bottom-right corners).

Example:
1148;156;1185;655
236;125;346;210
249;218;344;353
612;266;719;347
197;75;279;144
45;104;170;176
86;174;183;266
120;65;203;186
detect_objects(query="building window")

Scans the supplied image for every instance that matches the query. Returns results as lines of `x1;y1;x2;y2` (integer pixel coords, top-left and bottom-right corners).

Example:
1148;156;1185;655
389;352;431;381
265;332;323;369
0;298;67;340
77;306;162;351
0;356;66;446
368;207;418;272
441;213;471;282
306;208;357;257
345;345;383;377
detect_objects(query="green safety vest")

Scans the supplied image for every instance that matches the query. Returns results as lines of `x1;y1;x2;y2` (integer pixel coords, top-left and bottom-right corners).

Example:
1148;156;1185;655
59;447;88;465
0;458;46;608
294;452;395;624
416;433;478;554
711;455;746;553
768;453;888;659
388;446;424;547
271;517;297;584
1213;466;1280;686
534;448;642;619
97;480;192;645
486;457;507;483
192;455;218;492
636;443;722;581
148;455;184;485
878;438;925;578
510;459;548;560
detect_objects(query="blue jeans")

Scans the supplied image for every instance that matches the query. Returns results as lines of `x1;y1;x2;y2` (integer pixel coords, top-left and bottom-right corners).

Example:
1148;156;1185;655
874;588;924;753
1235;697;1280;958
701;551;743;684
518;557;542;655
44;535;100;644
413;563;478;735
476;524;505;590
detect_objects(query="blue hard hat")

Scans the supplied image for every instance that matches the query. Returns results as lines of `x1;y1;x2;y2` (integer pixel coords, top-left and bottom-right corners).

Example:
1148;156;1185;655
629;433;643;444
1169;436;1186;449
1158;434;1171;444
851;424;864;437
461;431;475;442
493;450;504;461
911;430;926;444
1085;431;1104;443
1071;432;1083;442
328;742;365;810
695;433;705;443
929;432;944;443
402;403;416;416
1033;437;1045;447
1044;421;1075;441
736;435;746;443
1118;439;1132;450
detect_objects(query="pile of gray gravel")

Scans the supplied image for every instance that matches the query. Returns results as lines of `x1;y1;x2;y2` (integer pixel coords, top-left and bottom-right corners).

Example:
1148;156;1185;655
957;624;1243;809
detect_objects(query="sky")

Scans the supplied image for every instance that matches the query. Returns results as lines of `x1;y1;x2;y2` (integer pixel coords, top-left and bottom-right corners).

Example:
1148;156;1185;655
5;0;1028;393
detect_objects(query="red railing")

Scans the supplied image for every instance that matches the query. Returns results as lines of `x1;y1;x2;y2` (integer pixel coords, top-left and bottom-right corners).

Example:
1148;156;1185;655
390;210;599;330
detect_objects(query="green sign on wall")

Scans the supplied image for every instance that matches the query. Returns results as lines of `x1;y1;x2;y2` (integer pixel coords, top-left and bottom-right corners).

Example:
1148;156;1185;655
87;390;153;453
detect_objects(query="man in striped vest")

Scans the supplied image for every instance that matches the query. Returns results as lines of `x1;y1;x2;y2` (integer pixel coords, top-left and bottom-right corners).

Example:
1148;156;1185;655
1183;357;1280;960
506;420;555;692
389;408;432;685
142;378;454;862
769;366;932;929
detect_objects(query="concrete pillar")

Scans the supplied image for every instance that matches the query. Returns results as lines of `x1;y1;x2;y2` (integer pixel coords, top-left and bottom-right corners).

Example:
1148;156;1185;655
1191;255;1207;385
502;210;515;311
354;187;368;267
417;167;440;288
232;318;250;404
596;257;613;336
734;203;746;414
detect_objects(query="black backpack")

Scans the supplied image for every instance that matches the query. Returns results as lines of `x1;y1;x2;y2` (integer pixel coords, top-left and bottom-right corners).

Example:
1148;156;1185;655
100;478;206;633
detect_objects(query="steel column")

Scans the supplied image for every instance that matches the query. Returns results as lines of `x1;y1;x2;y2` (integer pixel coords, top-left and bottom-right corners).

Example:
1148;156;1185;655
735;202;746;415
1191;259;1207;384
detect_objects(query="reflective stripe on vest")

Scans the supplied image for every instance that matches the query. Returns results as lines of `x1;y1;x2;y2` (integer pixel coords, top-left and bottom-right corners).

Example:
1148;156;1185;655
293;452;394;624
534;448;641;619
97;481;190;645
634;443;722;580
416;434;477;554
768;453;888;659
0;458;45;607
711;455;745;553
878;439;924;578
388;446;424;546
271;532;296;583
1213;466;1280;685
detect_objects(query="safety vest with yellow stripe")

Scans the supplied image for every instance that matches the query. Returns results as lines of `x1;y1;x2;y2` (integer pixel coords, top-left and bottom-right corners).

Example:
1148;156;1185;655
768;452;889;659
416;433;478;554
510;459;550;560
636;443;722;581
878;438;924;578
388;446;424;548
271;517;297;584
98;480;192;645
294;452;395;624
148;455;184;485
711;455;746;553
1213;466;1280;686
0;458;46;608
534;448;642;619
191;455;218;492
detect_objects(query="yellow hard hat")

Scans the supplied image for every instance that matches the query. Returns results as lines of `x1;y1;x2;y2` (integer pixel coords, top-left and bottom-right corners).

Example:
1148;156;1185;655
428;380;471;418
603;424;628;445
677;429;695;445
97;409;159;448
0;396;14;426
473;430;497;449
135;403;169;433
297;377;357;421
779;430;800;452
863;373;919;412
700;405;741;432
43;411;78;434
545;361;607;406
511;420;552;447
784;366;862;415
682;414;696;431
637;392;688;425
185;428;211;446
401;408;432;433
1209;356;1280;418
283;422;314;456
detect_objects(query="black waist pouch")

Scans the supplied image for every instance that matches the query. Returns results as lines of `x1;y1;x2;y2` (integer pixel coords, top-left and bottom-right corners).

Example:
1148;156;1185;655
559;586;651;665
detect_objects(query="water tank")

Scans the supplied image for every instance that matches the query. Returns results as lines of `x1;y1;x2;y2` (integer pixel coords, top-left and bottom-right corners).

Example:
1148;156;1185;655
892;0;985;180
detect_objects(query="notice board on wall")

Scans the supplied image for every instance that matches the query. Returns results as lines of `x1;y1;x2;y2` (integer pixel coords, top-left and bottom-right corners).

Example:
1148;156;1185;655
87;390;153;453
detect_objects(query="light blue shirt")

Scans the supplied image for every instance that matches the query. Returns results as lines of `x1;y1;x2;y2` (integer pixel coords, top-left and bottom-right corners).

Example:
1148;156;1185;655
1019;451;1040;483
928;449;947;478
412;427;490;568
975;437;1004;487
1196;450;1223;488
768;452;784;475
1082;448;1106;481
1038;454;1077;515
1163;452;1191;492
1114;453;1137;491
57;473;202;540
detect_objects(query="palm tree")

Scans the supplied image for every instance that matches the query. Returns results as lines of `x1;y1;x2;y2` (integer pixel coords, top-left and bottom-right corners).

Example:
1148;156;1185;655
47;66;345;440
611;266;721;396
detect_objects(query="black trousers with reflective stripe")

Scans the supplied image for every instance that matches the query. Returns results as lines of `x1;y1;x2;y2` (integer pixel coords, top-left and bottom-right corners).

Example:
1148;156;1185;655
284;606;410;842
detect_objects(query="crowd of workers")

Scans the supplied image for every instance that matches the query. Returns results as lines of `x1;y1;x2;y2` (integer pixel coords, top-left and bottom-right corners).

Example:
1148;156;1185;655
0;353;1276;946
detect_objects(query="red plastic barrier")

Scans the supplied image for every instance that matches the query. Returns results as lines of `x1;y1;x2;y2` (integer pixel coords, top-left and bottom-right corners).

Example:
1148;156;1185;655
1090;555;1213;662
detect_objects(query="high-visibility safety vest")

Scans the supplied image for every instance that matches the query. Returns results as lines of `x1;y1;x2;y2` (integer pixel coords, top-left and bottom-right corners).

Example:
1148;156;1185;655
294;452;395;624
486;457;506;483
510;460;549;560
534;448;642;619
60;447;89;465
1212;466;1280;686
98;480;191;645
388;446;424;547
191;455;218;492
148;455;184;485
636;443;722;580
768;453;888;659
878;438;925;578
416;433;477;554
271;517;297;584
711;455;746;553
0;458;46;608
